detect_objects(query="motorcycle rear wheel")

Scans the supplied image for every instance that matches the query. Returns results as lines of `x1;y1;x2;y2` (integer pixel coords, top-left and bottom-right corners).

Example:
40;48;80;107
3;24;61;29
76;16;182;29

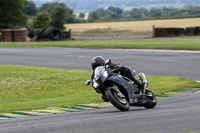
143;90;157;109
105;89;130;111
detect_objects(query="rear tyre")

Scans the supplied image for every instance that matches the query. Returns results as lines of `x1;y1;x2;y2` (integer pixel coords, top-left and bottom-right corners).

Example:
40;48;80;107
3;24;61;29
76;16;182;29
105;89;130;111
143;90;157;109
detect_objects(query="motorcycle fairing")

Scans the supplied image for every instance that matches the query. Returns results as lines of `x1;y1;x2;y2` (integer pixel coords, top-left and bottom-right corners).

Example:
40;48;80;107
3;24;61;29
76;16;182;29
104;74;140;101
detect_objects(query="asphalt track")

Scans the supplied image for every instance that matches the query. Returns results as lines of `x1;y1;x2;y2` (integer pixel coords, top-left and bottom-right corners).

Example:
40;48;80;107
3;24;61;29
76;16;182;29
0;47;200;133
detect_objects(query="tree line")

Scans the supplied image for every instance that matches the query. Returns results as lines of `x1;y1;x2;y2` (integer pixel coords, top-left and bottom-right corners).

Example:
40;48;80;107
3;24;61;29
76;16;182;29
88;5;200;22
24;1;80;29
33;0;200;12
0;0;78;29
1;0;200;30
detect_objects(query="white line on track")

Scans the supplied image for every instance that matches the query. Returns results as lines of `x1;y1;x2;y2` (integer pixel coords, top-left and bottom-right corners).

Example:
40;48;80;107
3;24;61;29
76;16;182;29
108;49;200;53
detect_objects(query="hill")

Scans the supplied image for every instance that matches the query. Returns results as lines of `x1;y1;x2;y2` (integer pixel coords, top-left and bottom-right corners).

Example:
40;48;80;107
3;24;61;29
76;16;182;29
31;0;200;11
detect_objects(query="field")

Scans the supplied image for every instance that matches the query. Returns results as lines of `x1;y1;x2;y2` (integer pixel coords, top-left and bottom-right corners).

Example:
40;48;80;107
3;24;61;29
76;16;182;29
65;18;200;31
65;18;200;39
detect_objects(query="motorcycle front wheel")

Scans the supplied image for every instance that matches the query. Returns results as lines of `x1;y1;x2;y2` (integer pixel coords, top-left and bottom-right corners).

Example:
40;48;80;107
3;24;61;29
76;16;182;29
105;89;130;111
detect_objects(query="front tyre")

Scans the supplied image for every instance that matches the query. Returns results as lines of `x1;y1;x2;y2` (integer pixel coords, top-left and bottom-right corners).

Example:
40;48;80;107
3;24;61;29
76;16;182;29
143;90;157;109
105;89;130;111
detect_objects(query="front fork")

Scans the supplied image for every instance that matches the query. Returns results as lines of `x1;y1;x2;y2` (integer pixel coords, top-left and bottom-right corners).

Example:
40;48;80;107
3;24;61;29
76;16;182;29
113;83;125;98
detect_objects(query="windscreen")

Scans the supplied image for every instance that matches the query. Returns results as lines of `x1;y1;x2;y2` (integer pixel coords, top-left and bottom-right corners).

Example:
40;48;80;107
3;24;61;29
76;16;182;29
94;66;105;81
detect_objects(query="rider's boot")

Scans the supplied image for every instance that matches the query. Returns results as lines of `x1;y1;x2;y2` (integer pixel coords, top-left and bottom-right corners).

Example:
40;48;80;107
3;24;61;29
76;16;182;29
130;76;145;90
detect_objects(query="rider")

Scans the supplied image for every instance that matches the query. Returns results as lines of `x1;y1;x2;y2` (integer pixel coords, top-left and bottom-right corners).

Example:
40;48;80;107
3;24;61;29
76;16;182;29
91;56;145;101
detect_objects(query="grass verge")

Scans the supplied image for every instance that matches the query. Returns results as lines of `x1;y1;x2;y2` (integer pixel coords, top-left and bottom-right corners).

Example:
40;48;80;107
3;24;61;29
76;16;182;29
0;40;200;50
0;65;200;113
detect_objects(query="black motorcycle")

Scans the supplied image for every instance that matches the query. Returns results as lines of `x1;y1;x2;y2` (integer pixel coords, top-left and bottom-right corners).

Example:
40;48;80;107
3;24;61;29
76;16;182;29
85;59;157;111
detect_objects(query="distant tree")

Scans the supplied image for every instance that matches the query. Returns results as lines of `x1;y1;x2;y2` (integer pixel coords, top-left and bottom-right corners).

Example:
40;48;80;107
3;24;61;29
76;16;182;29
121;11;131;19
127;7;149;19
149;8;162;18
88;4;200;22
32;12;51;28
23;1;37;16
39;2;76;23
169;8;180;16
150;11;162;18
88;11;98;22
108;6;123;15
79;13;85;19
96;9;113;19
89;8;120;21
109;13;121;19
139;7;149;17
51;6;66;29
65;8;77;23
0;0;28;28
39;2;63;14
188;6;200;15
26;17;34;28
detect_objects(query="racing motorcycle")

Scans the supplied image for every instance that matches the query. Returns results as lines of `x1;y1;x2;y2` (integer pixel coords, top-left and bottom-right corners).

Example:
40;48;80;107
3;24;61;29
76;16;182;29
85;59;157;111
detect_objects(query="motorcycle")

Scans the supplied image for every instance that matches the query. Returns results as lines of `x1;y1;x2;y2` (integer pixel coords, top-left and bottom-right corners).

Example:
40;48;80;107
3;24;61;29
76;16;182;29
85;59;157;111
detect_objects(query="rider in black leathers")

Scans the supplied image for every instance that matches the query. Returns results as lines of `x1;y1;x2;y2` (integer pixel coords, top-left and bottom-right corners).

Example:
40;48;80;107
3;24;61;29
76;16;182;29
91;56;145;101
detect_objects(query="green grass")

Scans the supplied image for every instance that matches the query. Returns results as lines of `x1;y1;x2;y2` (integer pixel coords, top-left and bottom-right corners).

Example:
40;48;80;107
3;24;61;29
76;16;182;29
0;65;200;113
0;65;99;113
1;39;200;50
